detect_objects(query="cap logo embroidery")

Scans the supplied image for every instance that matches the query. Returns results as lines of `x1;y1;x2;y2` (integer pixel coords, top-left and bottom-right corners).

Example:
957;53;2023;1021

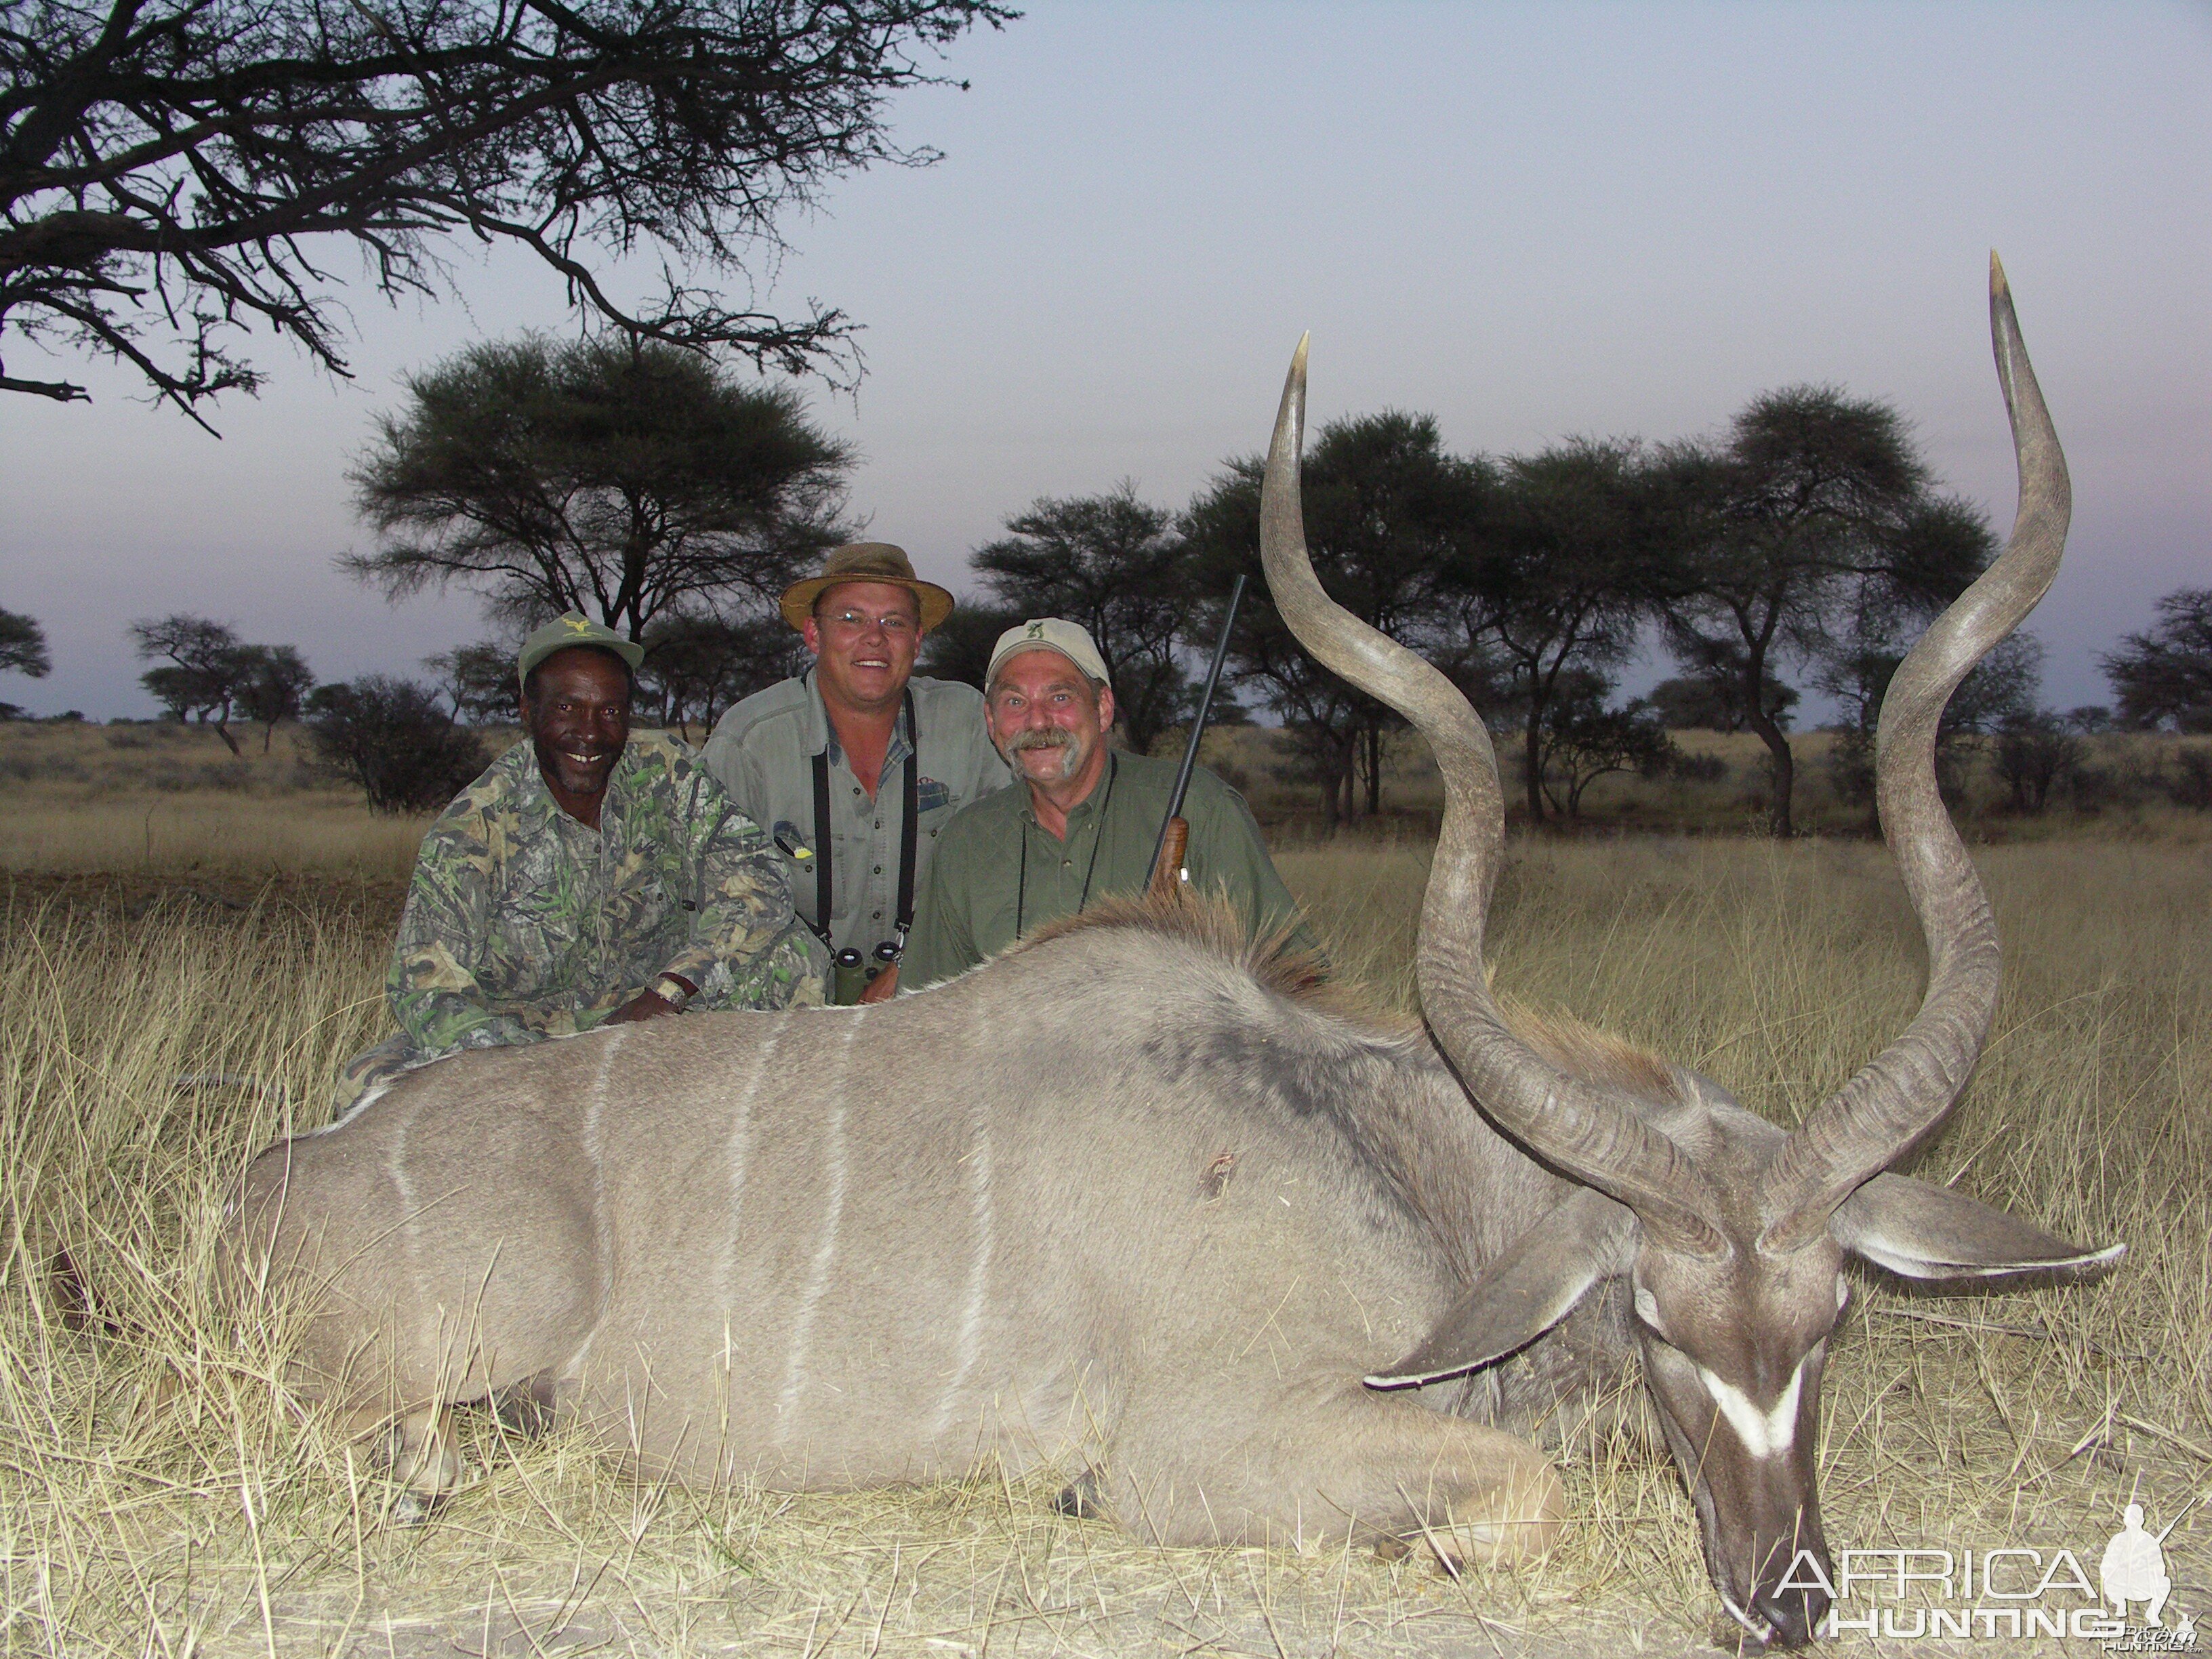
562;615;594;634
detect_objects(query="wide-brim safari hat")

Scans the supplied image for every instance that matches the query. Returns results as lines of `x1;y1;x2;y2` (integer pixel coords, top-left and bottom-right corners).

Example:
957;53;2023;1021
779;543;955;633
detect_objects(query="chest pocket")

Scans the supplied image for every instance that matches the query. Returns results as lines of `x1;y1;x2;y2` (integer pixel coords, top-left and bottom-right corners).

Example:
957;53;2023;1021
916;779;952;817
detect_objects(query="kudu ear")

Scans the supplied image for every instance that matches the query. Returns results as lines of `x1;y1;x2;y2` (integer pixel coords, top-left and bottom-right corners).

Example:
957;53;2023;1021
1832;1173;2125;1282
1365;1188;1637;1391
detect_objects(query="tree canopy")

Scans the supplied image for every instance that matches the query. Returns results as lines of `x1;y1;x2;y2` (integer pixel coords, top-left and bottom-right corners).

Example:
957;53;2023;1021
1184;411;1484;825
3;0;1010;424
1658;386;1994;836
346;334;853;640
0;606;48;677
128;615;314;752
1448;439;1671;825
2101;588;2212;733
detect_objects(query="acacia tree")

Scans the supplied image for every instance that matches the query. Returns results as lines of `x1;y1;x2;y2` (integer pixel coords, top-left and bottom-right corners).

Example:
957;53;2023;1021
1659;386;1993;836
638;612;805;731
1532;670;1677;821
3;0;1010;424
917;598;1023;691
0;606;48;678
129;612;250;750
2100;588;2212;732
422;641;516;725
1819;632;2040;825
969;483;1197;756
236;643;314;750
1443;440;1672;827
346;335;853;641
1184;413;1485;824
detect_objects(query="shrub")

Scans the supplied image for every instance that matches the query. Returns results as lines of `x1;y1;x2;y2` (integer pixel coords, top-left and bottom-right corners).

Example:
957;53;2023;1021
1669;751;1729;784
306;676;487;814
1993;711;2084;815
2170;748;2212;811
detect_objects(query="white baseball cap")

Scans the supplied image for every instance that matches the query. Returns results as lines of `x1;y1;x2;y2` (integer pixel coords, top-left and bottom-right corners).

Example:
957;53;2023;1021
986;618;1111;690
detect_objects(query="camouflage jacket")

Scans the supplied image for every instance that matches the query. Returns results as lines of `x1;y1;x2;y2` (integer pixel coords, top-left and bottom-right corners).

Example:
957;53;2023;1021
388;731;825;1058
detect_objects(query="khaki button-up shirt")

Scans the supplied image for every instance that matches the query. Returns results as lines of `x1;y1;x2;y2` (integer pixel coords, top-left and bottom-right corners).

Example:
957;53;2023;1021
701;671;1010;958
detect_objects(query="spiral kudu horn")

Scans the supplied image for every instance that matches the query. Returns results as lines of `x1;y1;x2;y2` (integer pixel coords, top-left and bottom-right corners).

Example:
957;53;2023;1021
1257;337;1721;1250
1760;256;2072;1252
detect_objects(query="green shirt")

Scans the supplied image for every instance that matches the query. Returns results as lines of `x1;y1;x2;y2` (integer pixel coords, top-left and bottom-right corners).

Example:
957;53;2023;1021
902;750;1316;989
701;670;1010;958
388;730;825;1057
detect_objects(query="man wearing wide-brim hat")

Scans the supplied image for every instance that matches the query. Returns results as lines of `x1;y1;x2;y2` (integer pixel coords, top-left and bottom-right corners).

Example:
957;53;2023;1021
334;614;827;1113
702;544;1010;1002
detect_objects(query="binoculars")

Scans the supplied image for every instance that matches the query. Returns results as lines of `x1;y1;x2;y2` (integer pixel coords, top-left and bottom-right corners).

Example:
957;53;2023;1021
830;939;901;1005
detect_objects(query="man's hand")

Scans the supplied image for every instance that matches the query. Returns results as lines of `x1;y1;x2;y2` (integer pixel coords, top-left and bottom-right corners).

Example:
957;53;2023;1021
857;964;900;1003
605;989;678;1023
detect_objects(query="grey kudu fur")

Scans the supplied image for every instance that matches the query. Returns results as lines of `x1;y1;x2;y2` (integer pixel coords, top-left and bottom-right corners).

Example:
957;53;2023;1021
224;261;2116;1647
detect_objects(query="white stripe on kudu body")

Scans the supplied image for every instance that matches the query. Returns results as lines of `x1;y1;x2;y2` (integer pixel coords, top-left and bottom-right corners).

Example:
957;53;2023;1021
933;1111;996;1441
777;1019;858;1434
1698;1360;1805;1460
719;1014;788;1300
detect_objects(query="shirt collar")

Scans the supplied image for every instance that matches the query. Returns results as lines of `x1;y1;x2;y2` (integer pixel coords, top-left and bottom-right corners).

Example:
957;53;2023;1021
806;668;914;771
1018;752;1117;831
506;735;632;835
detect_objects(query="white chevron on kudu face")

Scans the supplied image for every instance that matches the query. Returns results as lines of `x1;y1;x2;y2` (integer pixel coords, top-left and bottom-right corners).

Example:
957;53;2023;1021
1698;1361;1805;1460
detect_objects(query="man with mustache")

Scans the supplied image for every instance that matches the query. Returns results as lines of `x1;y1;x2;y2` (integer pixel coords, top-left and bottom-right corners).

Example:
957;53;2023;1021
703;544;1010;1002
331;614;825;1114
900;619;1313;990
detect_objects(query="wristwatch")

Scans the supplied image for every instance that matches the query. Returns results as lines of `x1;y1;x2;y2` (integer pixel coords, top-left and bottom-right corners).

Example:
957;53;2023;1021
649;974;693;1010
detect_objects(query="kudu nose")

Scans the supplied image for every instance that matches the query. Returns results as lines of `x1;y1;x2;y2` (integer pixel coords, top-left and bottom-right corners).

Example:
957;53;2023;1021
1752;1581;1827;1650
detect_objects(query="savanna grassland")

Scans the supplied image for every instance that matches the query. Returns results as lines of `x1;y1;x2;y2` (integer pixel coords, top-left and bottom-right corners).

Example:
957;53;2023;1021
1;721;2207;1657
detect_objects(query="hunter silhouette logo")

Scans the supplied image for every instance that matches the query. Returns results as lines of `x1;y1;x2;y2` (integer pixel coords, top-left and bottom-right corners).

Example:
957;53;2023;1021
2101;1498;2199;1639
1797;1496;2202;1645
1027;622;1045;638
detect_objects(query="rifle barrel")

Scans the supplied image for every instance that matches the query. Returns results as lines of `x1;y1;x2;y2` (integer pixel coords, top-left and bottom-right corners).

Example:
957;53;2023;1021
1149;574;1246;880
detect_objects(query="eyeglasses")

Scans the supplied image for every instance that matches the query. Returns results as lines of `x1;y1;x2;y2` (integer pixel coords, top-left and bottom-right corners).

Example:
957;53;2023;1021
823;609;918;636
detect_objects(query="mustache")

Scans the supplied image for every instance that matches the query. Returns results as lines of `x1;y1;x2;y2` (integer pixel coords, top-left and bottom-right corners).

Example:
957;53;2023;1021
1004;729;1075;754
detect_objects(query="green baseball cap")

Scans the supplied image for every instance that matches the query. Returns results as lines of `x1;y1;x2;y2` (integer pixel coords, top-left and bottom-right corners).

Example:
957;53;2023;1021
516;613;646;689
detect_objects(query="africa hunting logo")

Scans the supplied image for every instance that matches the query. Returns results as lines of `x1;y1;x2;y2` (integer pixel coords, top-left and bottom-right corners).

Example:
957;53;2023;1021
1795;1500;2199;1647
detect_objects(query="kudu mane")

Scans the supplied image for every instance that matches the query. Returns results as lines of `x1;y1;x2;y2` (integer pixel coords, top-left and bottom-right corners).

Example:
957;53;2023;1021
1028;888;1687;1108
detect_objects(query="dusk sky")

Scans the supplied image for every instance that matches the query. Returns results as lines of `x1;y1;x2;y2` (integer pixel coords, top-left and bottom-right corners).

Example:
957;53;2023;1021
2;1;2205;720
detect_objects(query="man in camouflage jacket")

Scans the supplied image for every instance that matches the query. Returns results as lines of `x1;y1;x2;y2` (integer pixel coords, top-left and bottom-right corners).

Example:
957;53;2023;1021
334;616;824;1115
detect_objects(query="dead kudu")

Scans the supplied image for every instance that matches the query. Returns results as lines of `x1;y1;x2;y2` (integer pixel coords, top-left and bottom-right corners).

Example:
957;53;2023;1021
221;260;2115;1647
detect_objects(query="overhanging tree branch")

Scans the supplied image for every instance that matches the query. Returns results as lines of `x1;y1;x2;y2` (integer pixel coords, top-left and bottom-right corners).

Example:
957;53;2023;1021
3;0;1014;419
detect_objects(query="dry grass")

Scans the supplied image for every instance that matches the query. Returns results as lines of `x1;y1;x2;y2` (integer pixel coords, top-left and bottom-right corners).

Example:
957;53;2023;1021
1;817;2207;1655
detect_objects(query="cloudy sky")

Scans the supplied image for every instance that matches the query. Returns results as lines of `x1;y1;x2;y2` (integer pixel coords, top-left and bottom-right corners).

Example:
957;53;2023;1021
3;1;2205;719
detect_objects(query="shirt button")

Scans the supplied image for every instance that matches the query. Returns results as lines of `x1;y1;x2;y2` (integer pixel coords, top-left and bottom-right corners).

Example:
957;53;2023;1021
873;865;882;874
873;910;883;920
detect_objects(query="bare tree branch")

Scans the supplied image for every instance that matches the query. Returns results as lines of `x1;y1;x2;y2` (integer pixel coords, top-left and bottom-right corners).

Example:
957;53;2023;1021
3;0;1014;419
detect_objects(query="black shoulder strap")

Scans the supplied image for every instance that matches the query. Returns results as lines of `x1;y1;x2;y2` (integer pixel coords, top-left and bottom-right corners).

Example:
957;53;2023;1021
807;688;920;954
808;747;834;947
894;689;919;945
